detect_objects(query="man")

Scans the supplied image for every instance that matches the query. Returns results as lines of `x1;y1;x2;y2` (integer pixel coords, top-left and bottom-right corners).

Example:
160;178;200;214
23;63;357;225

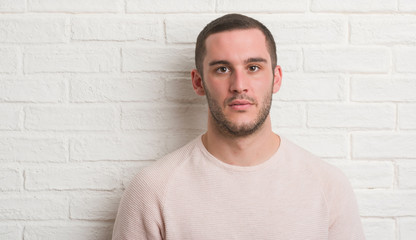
112;14;365;240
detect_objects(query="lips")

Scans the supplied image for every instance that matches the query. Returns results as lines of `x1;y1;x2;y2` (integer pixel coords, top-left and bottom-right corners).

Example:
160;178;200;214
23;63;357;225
227;99;254;111
228;100;252;106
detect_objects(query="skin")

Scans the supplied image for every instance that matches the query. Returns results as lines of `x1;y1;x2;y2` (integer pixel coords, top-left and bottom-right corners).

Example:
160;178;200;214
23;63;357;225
191;28;283;167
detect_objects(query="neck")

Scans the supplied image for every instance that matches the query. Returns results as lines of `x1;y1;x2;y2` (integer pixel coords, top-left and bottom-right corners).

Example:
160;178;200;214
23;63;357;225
202;115;280;167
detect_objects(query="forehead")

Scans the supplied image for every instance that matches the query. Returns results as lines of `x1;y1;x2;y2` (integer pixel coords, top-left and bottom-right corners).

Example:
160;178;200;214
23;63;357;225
204;29;270;63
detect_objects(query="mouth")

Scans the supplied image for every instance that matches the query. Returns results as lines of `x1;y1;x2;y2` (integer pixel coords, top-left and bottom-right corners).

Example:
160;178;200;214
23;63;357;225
229;100;252;106
228;100;253;110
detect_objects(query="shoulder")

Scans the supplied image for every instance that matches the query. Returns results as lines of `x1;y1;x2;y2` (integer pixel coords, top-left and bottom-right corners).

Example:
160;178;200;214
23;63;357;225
127;136;201;199
280;139;364;237
280;137;363;227
112;137;202;239
280;137;353;197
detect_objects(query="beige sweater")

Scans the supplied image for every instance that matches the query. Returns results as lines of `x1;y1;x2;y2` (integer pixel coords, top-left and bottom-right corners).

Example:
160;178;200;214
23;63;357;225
113;136;365;240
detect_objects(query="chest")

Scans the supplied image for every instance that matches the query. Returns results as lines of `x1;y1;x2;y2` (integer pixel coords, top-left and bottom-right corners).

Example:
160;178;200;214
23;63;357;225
162;172;329;240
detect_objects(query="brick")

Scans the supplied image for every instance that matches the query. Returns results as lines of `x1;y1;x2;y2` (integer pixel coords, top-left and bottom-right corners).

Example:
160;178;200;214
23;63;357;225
285;134;347;158
70;75;164;102
0;225;21;239
0;47;18;73
362;218;395;240
277;48;302;72
25;105;118;131
25;166;120;190
0;195;67;220
24;47;119;73
0;0;25;12
398;161;416;189
352;133;416;159
24;223;113;240
276;74;345;101
270;103;305;128
166;15;216;43
217;0;307;12
399;104;416;129
122;105;207;130
165;76;206;103
333;161;393;189
0;78;65;102
126;0;215;13
351;76;416;102
28;0;122;13
307;103;395;129
70;194;120;220
351;16;416;44
399;218;416;240
0;105;20;130
261;15;347;44
70;133;166;161
311;0;396;12
396;47;416;73
0;17;68;43
0;168;21;191
0;137;67;162
72;16;163;41
356;190;416;216
399;0;416;12
122;47;194;72
304;47;390;73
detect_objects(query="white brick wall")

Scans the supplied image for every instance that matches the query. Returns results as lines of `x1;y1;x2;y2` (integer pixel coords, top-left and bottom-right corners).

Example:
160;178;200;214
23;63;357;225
0;17;69;43
23;223;113;240
310;0;396;12
0;1;415;240
362;218;396;240
0;0;25;12
304;47;391;73
400;0;416;11
0;47;19;73
24;47;119;73
28;0;123;13
0;225;21;239
71;16;164;42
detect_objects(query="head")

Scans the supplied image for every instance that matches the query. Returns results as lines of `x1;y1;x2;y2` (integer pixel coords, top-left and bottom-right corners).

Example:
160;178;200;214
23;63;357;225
195;13;277;76
191;14;282;137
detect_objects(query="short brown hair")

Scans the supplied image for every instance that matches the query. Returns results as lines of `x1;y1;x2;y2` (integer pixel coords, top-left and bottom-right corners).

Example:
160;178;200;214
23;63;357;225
195;13;277;75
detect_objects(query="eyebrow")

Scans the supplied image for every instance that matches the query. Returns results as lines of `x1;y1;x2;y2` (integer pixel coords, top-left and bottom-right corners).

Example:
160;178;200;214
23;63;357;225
209;60;230;66
208;58;268;66
244;57;268;64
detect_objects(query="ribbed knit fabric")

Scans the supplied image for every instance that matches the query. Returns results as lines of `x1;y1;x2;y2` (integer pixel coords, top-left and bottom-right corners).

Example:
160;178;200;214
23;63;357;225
112;136;365;240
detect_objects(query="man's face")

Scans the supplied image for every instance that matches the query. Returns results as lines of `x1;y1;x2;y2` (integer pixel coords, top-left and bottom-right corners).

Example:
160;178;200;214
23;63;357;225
193;28;282;137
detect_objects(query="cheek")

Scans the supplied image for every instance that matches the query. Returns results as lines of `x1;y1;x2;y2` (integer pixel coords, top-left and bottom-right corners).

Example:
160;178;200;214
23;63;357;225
204;78;228;96
207;87;227;101
252;78;273;92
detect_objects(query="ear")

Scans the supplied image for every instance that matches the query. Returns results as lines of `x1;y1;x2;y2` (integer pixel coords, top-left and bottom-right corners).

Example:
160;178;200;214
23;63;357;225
272;65;282;93
191;69;206;96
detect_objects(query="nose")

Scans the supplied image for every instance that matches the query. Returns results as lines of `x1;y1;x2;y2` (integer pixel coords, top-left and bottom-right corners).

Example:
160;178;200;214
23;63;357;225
229;68;248;94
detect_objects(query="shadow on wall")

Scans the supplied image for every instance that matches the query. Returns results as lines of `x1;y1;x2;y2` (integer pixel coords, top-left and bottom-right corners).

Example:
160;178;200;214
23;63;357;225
107;47;208;239
151;46;208;154
121;45;208;155
161;74;208;153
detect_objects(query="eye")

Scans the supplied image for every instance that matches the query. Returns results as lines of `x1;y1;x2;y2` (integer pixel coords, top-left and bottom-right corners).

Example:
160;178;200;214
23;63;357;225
248;65;260;72
216;66;230;73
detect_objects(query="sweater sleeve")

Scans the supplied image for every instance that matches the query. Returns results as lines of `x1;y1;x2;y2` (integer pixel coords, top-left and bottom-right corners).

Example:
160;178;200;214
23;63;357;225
326;168;365;240
112;171;165;240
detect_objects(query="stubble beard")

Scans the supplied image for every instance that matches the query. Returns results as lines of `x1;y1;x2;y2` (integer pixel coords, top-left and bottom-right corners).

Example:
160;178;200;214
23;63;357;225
203;81;273;138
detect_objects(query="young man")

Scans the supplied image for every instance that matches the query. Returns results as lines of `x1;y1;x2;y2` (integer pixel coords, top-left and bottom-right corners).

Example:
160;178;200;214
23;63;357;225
112;14;365;240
